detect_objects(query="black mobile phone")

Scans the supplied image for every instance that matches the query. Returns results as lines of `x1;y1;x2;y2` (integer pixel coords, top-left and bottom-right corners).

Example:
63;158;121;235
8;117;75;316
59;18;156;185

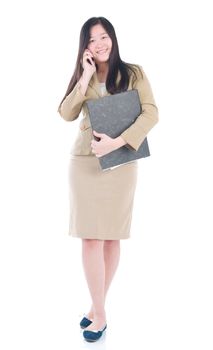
87;57;94;65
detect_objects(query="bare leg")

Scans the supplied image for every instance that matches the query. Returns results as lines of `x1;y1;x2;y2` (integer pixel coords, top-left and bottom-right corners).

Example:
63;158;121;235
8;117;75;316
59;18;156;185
82;239;106;330
104;240;120;294
86;240;120;321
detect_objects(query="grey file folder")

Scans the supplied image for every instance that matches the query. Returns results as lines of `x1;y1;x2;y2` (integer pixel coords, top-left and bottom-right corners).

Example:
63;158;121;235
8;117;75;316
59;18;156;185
86;89;150;171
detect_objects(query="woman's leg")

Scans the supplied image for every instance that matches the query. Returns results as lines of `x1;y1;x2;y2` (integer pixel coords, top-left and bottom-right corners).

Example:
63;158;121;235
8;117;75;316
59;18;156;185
104;240;120;295
85;240;120;321
82;239;106;330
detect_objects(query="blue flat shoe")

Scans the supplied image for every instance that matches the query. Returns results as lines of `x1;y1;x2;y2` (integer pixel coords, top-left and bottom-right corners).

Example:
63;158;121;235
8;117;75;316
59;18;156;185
83;324;107;342
80;316;93;329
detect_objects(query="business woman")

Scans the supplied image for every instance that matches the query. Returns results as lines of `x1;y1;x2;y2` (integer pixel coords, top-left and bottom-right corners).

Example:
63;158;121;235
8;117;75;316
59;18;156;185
58;16;159;342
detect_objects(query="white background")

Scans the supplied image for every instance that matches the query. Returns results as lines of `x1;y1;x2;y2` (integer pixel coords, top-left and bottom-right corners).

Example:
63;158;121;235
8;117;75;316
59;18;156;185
0;0;212;349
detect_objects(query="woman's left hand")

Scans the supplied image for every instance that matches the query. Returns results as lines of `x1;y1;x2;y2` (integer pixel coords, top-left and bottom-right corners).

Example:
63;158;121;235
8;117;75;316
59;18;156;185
91;130;118;157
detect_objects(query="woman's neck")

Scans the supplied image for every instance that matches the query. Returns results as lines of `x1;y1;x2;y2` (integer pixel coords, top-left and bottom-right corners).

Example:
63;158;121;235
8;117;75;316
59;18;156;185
97;62;109;83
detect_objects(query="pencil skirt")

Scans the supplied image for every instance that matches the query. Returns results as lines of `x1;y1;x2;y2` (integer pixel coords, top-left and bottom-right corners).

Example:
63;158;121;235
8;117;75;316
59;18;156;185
68;155;138;240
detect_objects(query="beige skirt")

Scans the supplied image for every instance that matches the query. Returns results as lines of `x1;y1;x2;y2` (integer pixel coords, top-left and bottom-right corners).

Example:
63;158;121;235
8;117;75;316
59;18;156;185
68;155;138;240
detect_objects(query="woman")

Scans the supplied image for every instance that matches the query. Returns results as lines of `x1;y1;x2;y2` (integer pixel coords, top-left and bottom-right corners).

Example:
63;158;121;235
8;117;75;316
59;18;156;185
58;16;159;342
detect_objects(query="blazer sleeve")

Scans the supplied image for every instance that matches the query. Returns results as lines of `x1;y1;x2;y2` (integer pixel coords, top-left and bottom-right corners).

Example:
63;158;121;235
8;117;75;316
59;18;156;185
120;66;159;151
57;81;88;121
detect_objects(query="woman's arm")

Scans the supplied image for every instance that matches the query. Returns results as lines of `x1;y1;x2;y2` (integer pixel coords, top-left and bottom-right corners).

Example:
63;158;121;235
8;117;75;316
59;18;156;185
120;66;159;151
57;72;90;122
58;50;96;122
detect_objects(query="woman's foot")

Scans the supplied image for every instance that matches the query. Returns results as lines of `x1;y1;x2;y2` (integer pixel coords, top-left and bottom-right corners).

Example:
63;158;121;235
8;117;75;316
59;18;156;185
80;307;94;328
85;306;94;320
85;314;106;331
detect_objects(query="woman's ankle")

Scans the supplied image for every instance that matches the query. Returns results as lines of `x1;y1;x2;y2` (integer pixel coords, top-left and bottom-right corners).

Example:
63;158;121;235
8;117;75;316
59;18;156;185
87;306;106;321
93;309;106;320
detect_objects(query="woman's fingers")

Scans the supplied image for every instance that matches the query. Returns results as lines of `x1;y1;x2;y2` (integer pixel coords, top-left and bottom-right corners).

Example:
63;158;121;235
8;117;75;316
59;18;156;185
81;49;96;73
83;50;94;61
87;56;95;65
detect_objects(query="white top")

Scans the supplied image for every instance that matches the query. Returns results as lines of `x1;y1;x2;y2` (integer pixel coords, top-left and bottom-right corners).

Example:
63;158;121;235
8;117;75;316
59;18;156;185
99;83;107;96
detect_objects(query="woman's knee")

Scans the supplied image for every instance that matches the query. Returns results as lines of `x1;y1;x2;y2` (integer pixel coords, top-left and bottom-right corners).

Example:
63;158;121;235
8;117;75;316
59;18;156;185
82;239;104;250
104;240;120;248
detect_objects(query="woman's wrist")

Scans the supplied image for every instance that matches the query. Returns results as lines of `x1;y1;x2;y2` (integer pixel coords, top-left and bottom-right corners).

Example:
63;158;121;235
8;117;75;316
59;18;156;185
79;71;92;95
82;69;93;82
113;136;127;149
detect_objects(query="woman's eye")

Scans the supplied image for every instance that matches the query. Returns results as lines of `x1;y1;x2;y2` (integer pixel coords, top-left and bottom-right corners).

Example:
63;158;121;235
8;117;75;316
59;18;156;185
89;35;108;43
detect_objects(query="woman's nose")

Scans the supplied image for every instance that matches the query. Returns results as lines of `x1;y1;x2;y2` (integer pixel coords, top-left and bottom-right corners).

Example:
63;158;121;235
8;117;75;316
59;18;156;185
96;39;104;48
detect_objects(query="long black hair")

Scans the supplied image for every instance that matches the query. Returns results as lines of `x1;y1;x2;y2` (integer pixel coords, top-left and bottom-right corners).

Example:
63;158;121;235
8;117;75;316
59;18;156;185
58;17;139;108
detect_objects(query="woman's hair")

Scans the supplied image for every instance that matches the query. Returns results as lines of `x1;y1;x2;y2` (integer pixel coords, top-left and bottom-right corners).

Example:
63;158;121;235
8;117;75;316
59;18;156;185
58;17;139;108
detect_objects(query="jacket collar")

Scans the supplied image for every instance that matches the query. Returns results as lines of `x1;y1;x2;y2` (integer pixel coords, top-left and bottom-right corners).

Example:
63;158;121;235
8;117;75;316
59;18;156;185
88;70;121;97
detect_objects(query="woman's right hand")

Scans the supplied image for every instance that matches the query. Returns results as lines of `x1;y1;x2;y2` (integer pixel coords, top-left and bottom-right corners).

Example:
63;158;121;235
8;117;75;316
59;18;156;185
81;49;96;76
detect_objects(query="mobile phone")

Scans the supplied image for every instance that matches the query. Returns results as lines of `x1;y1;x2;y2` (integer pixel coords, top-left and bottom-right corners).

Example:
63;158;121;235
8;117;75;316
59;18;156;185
87;57;94;65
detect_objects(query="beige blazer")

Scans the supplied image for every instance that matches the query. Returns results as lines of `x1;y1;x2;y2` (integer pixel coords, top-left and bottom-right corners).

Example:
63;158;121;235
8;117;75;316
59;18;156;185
57;64;159;155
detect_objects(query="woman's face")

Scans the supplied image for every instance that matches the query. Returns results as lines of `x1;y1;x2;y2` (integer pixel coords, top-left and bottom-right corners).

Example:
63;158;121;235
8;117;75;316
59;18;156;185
87;24;112;64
